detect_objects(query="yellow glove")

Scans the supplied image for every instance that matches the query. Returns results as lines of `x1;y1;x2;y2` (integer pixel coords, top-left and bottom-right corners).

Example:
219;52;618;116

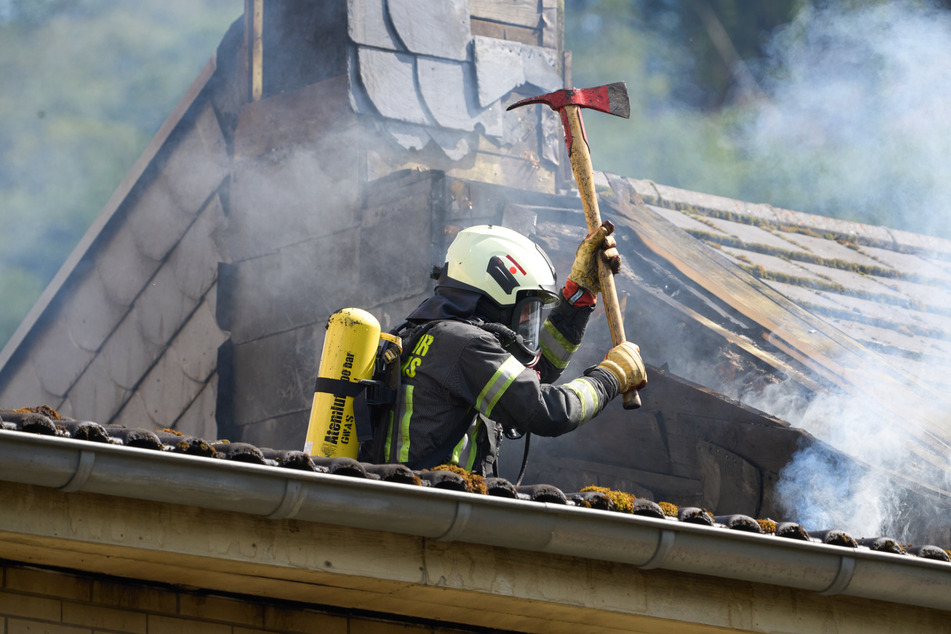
598;341;647;393
567;221;621;295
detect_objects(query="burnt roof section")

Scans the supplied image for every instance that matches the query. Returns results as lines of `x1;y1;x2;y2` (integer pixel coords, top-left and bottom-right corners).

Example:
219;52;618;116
654;192;951;386
606;177;951;388
596;174;951;498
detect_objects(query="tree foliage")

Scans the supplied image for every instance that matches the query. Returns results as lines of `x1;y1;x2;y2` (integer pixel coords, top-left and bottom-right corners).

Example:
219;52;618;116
0;0;237;348
566;0;951;240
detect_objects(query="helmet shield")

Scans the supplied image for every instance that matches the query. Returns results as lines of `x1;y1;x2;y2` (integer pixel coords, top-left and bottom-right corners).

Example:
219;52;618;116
511;295;549;366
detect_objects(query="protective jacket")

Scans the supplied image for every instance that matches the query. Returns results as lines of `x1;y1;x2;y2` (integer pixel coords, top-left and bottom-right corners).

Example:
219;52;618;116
359;289;621;475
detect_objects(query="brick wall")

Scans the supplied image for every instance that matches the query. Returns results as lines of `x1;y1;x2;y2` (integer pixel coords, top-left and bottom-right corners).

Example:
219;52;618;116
0;560;475;634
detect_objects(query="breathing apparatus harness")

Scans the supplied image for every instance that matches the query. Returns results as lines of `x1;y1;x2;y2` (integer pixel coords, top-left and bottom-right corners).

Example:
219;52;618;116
366;313;534;484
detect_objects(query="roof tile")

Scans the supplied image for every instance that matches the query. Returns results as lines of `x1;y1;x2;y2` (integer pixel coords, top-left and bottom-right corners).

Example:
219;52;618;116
348;0;400;49
172;376;219;439
647;204;725;235
63;269;129;353
426;126;473;160
757;279;852;313
473;36;559;108
417;58;476;132
380;120;430;151
719;247;828;284
31;319;94;398
162;102;229;214
387;0;470;61
93;223;162;307
134;265;198;348
357;48;433;125
103;310;163;390
470;0;540;28
860;244;951;283
169;298;226;383
111;392;152;430
170;195;225;302
136;350;205;429
127;172;193;262
63;353;131;425
889;277;951;312
775;230;883;268
712;219;815;254
540;106;564;166
794;263;905;299
540;0;558;48
0;363;60;411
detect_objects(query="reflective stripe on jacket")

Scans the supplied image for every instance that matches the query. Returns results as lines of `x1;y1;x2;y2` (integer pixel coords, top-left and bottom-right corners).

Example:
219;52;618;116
371;300;620;474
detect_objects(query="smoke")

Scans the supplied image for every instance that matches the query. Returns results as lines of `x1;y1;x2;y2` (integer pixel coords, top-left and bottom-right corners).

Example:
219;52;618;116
746;380;923;539
734;0;951;237
716;1;951;538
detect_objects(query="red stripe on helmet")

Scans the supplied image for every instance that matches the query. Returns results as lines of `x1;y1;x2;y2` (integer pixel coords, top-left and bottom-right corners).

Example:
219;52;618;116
506;254;527;276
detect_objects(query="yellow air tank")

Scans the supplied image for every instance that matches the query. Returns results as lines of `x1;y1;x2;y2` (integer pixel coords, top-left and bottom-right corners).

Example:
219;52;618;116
304;308;381;458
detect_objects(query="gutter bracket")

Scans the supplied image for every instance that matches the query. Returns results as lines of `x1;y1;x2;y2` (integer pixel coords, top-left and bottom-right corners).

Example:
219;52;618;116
436;502;472;542
60;450;96;493
639;528;676;570
267;479;306;520
819;555;856;595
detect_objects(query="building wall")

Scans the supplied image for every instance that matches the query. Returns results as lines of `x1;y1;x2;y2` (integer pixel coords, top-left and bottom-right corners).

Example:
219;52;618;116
0;560;473;634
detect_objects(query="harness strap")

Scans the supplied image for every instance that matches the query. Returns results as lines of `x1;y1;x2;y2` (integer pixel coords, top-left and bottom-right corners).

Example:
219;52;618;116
313;377;374;443
390;318;535;476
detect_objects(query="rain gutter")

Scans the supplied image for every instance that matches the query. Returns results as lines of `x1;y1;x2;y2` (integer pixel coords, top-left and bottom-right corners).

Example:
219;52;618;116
1;430;948;612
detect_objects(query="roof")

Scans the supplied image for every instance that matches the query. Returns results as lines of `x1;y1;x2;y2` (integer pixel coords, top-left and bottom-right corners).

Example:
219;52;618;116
0;414;949;632
638;179;951;395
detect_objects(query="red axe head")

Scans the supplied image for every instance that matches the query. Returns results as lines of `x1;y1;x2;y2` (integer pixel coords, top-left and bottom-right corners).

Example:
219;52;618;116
506;82;630;119
506;82;629;153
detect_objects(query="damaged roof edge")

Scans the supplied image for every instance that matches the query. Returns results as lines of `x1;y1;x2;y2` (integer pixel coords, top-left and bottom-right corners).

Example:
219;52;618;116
0;54;219;375
1;430;948;612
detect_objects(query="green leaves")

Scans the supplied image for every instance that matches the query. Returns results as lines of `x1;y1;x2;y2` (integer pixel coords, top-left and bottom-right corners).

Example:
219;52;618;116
0;0;236;349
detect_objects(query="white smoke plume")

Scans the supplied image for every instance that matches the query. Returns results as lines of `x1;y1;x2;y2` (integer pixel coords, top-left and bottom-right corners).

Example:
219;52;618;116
732;1;951;540
736;0;951;237
747;379;931;539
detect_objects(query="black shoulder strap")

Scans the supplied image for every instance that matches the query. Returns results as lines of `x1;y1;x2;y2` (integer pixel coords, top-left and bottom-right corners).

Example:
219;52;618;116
313;377;374;443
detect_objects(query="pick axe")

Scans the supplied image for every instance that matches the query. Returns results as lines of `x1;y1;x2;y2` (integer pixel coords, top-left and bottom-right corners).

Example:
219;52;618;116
507;82;641;408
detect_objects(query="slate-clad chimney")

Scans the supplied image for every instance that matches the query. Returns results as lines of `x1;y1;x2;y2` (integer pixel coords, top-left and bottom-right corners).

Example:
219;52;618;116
214;0;570;445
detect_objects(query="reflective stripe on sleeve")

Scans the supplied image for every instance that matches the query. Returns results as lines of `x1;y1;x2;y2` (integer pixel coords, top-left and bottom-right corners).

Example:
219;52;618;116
564;377;600;425
476;355;524;418
539;320;579;370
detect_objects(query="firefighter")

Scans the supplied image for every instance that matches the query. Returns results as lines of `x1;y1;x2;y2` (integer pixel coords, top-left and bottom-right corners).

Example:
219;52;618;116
359;224;646;475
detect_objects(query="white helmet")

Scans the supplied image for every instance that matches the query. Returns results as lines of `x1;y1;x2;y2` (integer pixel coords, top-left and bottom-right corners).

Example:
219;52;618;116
437;225;559;364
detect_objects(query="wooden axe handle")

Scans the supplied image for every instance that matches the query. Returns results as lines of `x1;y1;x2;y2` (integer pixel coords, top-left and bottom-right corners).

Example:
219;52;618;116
563;105;641;409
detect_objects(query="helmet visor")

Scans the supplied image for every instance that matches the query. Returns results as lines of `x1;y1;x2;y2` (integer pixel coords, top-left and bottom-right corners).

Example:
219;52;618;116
512;297;546;357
